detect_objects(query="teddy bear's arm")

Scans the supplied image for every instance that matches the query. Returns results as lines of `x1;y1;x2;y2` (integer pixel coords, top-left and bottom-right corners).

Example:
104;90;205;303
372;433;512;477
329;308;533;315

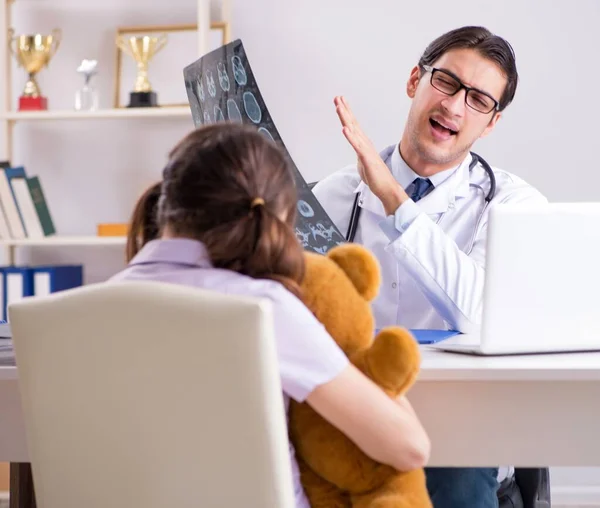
352;327;421;396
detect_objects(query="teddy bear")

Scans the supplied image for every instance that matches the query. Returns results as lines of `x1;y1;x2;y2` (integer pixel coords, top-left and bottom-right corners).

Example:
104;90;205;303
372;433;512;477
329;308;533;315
289;243;432;508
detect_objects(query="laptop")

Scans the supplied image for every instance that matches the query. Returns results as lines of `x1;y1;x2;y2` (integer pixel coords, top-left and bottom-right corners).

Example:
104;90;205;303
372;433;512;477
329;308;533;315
430;202;600;356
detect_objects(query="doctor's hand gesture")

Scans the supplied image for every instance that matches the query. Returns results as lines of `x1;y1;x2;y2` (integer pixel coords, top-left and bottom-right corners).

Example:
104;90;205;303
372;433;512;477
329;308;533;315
334;96;408;215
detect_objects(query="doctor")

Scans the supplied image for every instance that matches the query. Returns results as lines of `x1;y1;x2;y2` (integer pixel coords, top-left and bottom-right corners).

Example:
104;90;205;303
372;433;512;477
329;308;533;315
313;26;547;508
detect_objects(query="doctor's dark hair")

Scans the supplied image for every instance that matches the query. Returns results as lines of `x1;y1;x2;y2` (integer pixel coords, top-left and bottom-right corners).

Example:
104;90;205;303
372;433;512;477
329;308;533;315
157;123;305;297
418;26;518;111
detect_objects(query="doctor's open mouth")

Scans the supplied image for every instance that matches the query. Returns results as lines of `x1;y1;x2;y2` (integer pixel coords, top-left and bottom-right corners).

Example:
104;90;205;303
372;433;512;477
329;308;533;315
429;117;458;136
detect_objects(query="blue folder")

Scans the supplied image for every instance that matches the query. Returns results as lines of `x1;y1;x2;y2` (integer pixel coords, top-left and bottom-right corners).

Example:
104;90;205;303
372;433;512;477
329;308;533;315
375;328;461;344
409;329;461;344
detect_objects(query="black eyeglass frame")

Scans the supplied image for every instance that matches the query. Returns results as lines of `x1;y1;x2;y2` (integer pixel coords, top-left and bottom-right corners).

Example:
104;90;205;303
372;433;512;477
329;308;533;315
420;64;500;114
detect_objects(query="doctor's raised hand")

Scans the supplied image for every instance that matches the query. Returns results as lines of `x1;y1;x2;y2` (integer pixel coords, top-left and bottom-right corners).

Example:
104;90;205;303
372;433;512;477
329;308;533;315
334;95;409;215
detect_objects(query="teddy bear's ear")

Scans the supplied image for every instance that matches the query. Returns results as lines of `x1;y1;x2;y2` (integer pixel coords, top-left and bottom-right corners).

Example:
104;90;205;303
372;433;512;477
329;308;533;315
326;244;381;302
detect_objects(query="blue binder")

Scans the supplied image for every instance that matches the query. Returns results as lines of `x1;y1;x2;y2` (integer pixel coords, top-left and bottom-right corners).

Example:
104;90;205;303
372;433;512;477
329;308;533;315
31;265;83;296
0;267;34;322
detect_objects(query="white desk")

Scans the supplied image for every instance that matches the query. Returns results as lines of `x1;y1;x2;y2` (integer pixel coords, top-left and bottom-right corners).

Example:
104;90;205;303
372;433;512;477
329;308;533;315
1;348;600;466
411;346;600;467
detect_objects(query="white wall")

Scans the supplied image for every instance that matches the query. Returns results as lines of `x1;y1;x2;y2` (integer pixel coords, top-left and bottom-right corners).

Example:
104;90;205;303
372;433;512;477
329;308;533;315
3;0;599;499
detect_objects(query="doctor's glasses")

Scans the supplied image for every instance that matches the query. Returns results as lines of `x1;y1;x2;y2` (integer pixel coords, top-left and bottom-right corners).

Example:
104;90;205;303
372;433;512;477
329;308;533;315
421;65;499;114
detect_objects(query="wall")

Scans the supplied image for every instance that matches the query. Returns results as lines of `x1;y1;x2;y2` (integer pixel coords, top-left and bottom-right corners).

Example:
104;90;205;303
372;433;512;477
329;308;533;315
1;0;598;501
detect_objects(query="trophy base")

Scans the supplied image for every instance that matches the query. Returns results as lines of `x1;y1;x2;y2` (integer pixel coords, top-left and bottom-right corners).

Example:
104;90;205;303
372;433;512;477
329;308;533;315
127;91;158;108
19;96;48;111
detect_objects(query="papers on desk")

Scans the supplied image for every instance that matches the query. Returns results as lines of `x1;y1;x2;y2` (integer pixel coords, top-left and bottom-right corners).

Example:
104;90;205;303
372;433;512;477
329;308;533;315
0;338;13;366
0;322;14;365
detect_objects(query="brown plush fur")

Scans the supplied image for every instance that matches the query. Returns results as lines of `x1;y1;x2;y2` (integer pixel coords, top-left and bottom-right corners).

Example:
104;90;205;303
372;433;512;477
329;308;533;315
289;244;432;508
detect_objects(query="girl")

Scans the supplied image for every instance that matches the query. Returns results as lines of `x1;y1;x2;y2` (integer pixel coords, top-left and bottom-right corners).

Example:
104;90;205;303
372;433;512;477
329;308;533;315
113;123;430;507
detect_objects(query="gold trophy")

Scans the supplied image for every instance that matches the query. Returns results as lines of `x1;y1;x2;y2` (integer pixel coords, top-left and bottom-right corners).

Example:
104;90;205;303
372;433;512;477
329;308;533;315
8;28;61;111
116;33;168;107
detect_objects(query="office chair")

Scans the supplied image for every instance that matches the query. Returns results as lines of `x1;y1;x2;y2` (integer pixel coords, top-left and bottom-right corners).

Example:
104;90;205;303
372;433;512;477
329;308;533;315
308;180;551;507
9;280;295;508
514;468;551;508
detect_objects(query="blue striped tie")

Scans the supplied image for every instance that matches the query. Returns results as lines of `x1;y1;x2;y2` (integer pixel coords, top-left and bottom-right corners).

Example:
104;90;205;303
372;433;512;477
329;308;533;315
410;178;433;202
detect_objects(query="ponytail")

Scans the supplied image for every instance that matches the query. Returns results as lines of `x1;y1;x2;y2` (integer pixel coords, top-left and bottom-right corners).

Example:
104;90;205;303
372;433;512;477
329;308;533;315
197;203;305;299
126;182;161;262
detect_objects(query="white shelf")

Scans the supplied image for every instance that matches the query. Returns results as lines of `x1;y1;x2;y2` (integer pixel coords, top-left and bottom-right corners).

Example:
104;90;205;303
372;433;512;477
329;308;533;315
0;236;126;247
1;107;192;122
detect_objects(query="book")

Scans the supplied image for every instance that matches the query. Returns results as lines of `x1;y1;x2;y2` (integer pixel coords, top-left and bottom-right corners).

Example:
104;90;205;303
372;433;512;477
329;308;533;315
27;176;56;236
0;166;27;238
10;176;56;238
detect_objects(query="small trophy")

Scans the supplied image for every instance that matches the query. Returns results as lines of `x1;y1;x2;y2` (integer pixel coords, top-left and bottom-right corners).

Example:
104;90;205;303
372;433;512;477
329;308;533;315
116;33;168;107
8;28;61;111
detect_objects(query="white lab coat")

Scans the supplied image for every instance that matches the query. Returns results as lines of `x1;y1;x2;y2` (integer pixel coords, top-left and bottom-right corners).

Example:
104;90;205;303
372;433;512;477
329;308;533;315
313;144;548;334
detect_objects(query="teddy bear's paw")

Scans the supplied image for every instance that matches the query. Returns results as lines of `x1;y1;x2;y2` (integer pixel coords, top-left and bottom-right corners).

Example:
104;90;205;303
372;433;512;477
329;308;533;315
363;327;421;394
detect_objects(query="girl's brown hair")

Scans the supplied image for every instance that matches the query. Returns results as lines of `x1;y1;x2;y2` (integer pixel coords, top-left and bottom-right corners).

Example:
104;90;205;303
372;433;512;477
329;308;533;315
125;181;161;262
157;123;305;297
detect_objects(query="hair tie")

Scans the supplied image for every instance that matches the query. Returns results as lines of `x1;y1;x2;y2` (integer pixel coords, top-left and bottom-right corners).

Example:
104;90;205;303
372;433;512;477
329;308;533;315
250;197;265;209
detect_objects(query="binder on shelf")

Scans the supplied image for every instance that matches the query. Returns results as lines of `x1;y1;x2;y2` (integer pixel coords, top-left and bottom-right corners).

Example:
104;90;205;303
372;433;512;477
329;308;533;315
11;176;56;238
32;265;83;297
0;161;12;239
0;198;11;240
0;266;34;322
27;176;56;236
0;166;28;239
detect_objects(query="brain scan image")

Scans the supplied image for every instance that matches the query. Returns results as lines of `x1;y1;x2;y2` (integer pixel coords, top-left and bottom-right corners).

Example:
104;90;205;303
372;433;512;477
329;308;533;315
242;91;262;123
231;56;247;85
214;105;225;122
258;127;274;142
309;222;343;242
195;78;205;102
227;99;243;122
295;227;310;248
184;41;346;255
206;70;217;97
297;200;314;218
217;62;230;91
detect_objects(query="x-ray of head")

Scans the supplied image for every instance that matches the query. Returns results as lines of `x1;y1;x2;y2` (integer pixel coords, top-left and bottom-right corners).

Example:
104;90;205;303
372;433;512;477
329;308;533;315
183;39;345;254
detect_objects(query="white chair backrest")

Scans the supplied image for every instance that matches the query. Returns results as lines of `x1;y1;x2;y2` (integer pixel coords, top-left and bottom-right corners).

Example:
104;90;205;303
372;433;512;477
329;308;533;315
9;280;295;508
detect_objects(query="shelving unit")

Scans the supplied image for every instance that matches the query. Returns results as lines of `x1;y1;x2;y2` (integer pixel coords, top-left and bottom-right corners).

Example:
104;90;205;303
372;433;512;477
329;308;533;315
0;0;231;265
1;106;192;122
0;236;127;264
0;235;126;246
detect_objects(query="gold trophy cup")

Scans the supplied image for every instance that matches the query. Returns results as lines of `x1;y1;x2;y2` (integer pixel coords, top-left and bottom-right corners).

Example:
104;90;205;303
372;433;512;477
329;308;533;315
8;28;61;111
116;33;168;107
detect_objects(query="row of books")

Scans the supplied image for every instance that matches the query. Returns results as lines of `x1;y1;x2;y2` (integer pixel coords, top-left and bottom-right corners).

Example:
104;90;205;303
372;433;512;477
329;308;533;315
0;265;82;321
0;161;56;240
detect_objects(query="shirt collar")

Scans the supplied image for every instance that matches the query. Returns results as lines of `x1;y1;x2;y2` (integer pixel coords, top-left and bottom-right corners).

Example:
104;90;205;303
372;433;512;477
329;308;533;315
354;144;473;217
390;143;458;189
129;238;213;268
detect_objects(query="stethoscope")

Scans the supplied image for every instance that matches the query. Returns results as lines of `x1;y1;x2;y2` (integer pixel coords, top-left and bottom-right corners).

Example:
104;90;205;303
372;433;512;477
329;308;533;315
345;151;497;254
